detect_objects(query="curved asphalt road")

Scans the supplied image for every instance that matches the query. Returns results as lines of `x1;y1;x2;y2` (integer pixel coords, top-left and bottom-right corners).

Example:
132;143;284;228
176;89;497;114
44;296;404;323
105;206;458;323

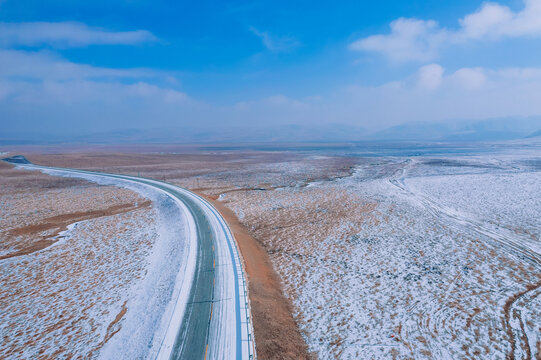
3;156;256;360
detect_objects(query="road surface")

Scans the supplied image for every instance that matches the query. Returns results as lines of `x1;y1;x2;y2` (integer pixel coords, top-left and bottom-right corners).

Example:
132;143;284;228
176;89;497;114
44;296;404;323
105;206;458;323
3;156;256;360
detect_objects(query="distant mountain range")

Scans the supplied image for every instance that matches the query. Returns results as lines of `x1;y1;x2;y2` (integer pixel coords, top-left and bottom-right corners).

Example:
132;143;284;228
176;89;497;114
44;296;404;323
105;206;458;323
1;117;540;145
367;117;541;142
526;129;541;138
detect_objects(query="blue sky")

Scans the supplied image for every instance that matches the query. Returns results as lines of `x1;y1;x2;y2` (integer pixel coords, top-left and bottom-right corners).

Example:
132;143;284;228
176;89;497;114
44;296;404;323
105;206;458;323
1;0;541;138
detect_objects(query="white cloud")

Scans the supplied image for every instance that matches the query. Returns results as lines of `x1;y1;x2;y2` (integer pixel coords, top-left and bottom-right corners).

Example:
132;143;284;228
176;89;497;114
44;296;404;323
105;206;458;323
350;19;446;62
458;2;514;39
126;82;188;104
337;64;541;127
417;64;444;89
459;0;541;39
218;64;541;129
0;49;187;105
249;27;299;52
0;49;157;80
2;45;541;135
497;67;541;79
0;77;196;135
449;67;486;89
0;21;157;48
0;78;189;106
350;0;541;62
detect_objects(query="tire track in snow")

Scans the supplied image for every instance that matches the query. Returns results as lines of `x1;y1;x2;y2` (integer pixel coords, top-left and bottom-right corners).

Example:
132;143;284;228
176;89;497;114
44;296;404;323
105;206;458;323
387;159;541;360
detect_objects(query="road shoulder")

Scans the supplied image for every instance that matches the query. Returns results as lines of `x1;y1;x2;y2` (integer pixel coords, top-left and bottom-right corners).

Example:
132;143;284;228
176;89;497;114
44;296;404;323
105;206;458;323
197;193;312;359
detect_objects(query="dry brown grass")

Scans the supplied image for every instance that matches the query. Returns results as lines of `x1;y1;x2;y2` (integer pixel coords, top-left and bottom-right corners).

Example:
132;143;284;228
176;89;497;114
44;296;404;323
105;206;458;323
201;193;312;359
0;159;156;358
3;148;357;359
2;201;150;260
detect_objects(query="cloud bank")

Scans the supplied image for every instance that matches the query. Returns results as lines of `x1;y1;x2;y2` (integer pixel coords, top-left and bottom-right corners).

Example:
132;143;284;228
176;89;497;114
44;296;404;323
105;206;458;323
1;2;541;142
0;21;157;48
2;53;541;135
350;0;541;62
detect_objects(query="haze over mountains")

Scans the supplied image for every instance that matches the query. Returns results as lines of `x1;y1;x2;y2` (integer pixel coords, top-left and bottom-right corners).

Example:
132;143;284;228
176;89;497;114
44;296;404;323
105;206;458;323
2;117;541;145
368;117;541;142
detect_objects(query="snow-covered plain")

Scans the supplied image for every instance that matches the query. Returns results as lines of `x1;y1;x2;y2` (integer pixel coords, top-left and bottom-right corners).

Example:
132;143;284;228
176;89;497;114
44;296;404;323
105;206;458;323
1;164;256;359
223;149;541;359
405;168;540;253
37;168;197;360
3;146;538;359
0;166;193;359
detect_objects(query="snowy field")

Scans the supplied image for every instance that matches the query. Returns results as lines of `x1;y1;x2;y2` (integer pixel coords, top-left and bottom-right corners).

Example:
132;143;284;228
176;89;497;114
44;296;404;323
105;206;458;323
222;146;541;359
0;167;192;359
2;144;539;359
405;166;540;253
